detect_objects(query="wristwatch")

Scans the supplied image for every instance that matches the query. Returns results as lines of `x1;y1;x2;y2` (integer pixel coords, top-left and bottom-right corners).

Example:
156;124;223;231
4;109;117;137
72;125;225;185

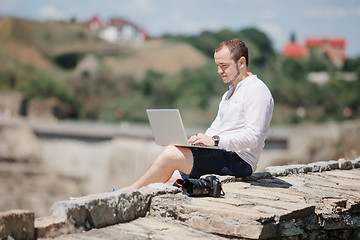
212;135;220;146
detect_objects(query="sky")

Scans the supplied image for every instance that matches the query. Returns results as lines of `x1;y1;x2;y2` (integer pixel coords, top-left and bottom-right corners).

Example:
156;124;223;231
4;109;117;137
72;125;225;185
1;0;360;57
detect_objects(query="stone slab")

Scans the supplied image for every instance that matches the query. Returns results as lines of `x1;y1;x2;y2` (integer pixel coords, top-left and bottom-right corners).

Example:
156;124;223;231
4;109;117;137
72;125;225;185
265;158;360;177
45;216;228;240
338;158;353;170
347;200;360;213
35;162;360;239
182;198;277;222
149;181;315;239
0;209;34;240
51;183;180;229
323;169;360;180
35;216;78;239
189;215;276;239
224;182;306;202
300;173;360;198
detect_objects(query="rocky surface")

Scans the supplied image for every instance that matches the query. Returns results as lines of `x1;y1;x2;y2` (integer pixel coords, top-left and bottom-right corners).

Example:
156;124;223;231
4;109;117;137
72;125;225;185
0;209;34;240
1;158;360;239
1;118;360;219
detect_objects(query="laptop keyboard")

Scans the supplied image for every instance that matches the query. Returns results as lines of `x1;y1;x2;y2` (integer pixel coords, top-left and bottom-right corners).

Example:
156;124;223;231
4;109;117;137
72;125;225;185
191;143;211;147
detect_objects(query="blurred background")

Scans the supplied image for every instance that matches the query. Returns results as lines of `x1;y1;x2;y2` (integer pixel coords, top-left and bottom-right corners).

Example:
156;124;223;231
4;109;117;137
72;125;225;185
0;0;360;217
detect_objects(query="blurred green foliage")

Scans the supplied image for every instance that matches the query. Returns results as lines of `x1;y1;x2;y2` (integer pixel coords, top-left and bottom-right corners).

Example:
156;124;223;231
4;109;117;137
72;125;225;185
0;63;80;119
1;23;359;125
78;27;360;125
99;27;360;125
99;62;227;125
163;27;274;68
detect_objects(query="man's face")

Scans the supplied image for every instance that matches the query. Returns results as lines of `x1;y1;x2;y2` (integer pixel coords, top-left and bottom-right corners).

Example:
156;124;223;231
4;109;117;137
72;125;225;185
214;47;240;84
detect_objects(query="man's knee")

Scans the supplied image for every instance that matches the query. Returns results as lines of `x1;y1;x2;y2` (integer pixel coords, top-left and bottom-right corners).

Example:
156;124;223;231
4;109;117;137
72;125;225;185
158;146;192;165
161;145;185;160
153;146;193;174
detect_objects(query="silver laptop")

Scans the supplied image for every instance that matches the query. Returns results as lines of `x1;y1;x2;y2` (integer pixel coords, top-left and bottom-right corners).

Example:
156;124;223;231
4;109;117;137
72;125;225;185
146;109;220;149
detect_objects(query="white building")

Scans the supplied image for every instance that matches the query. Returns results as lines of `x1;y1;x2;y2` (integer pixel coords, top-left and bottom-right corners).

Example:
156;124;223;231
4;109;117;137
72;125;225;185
83;16;149;44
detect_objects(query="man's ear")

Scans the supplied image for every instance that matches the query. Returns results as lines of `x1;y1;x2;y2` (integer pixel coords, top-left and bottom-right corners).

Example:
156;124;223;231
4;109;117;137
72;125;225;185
241;56;247;66
238;57;246;68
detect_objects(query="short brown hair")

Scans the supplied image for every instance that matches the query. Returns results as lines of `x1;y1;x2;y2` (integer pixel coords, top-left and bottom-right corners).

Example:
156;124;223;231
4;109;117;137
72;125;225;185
215;38;249;66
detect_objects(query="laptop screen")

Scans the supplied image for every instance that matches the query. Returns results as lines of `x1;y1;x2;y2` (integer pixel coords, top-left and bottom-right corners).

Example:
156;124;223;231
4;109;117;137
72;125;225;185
146;109;189;146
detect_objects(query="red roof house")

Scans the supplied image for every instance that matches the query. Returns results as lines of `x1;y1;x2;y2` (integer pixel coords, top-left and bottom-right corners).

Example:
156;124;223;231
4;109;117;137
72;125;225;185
283;34;346;66
83;15;103;31
306;37;346;66
283;41;307;59
327;38;346;47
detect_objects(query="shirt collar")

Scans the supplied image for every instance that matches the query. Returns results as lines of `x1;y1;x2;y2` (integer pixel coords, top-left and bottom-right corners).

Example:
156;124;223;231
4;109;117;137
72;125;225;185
226;75;256;100
225;84;235;100
237;74;256;88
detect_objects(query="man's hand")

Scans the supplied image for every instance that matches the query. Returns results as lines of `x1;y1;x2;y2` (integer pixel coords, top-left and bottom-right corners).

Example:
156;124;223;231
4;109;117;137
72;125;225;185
188;133;214;146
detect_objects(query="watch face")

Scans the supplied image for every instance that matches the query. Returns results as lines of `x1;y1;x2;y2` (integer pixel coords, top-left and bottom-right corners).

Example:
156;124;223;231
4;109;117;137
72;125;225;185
212;135;220;141
212;135;219;146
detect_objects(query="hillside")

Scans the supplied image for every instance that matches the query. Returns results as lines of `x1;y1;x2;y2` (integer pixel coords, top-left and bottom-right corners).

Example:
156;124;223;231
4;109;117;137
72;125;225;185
104;39;208;79
2;17;359;124
0;17;210;121
0;17;110;55
0;17;208;78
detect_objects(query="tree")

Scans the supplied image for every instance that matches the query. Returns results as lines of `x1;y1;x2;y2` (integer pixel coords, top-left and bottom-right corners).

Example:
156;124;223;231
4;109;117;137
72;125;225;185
282;58;307;82
239;28;274;67
163;27;274;70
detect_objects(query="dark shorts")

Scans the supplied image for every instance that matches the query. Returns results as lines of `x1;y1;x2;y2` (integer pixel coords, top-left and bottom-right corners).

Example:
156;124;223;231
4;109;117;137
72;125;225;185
179;148;253;179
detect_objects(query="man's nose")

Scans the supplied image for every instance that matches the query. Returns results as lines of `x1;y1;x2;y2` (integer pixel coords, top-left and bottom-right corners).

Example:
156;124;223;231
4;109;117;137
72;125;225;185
217;66;224;74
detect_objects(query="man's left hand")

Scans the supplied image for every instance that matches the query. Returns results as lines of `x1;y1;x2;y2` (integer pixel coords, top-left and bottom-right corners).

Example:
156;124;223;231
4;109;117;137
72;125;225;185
188;133;214;146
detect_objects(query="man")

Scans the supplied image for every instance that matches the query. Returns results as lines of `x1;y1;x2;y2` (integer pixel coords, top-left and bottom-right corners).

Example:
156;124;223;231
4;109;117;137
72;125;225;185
124;38;273;189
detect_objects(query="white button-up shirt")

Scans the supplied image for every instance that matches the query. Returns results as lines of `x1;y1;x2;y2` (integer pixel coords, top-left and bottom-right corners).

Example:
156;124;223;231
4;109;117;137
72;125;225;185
205;75;274;172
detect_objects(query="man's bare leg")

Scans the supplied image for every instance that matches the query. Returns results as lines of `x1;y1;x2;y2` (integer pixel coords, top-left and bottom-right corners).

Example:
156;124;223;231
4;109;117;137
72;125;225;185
123;146;193;189
168;170;182;183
